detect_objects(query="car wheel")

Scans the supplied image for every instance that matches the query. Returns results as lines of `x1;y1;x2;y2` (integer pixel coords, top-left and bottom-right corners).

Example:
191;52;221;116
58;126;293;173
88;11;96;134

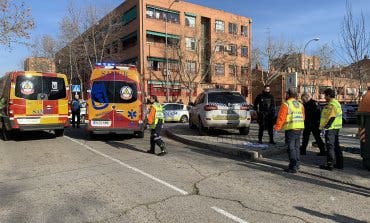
198;117;207;136
239;127;250;135
54;129;64;137
180;115;188;123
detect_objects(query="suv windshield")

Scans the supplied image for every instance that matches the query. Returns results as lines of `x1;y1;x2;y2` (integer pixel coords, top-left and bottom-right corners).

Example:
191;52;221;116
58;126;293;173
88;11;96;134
15;75;66;100
208;92;245;104
91;81;137;104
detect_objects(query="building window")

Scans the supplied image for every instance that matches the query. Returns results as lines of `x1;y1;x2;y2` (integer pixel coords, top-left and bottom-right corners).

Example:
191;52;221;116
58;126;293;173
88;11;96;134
228;23;237;35
215;20;224;33
241;25;248;37
215;42;224;53
241;46;248;57
185;14;196;27
215;63;225;75
186;61;196;73
227;44;237;56
121;32;137;50
185;37;196;51
147;57;178;72
122;6;137;25
229;64;237;75
241;66;248;76
146;6;179;23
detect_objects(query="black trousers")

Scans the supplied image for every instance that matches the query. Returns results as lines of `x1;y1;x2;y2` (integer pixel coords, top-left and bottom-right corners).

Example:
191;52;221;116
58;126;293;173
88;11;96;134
325;129;343;168
285;130;302;170
301;125;325;154
149;120;165;152
71;110;80;127
258;115;274;142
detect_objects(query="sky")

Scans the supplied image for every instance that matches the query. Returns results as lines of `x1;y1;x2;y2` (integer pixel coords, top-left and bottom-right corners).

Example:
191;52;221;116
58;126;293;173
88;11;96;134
0;0;369;75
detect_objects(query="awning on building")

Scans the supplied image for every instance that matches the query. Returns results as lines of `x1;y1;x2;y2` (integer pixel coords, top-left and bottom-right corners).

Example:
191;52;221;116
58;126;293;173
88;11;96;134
185;12;197;17
147;56;178;63
146;30;179;39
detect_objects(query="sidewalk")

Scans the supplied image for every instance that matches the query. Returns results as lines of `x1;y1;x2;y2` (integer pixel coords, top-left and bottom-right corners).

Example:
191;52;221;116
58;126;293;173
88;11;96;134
165;123;370;189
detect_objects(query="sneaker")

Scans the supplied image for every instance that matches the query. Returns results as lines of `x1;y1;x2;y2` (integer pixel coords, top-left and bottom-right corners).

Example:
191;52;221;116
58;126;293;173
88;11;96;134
284;168;297;174
269;141;276;145
157;151;167;156
319;164;333;171
146;150;155;154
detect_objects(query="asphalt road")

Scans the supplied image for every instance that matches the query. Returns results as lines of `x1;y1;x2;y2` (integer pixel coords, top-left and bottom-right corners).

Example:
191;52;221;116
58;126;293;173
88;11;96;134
0;125;369;223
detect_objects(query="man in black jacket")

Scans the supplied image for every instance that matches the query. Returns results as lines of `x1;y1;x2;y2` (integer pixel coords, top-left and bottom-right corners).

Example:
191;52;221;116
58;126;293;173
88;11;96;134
254;85;276;144
300;93;325;155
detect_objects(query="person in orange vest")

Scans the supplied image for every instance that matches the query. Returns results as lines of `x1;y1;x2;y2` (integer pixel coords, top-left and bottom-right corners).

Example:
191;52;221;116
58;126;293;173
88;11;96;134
146;95;167;156
319;88;343;170
274;88;305;173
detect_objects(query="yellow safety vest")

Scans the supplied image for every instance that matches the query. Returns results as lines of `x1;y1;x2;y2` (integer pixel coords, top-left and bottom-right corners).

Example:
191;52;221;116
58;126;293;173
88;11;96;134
320;99;342;130
282;99;305;130
150;102;164;129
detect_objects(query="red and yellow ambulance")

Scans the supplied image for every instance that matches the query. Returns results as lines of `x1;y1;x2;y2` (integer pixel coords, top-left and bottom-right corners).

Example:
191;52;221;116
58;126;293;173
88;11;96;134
86;63;145;138
0;71;70;140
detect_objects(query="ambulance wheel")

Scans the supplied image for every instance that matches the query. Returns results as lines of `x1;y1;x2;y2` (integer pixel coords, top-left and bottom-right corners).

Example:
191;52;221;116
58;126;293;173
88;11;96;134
55;129;64;137
88;131;95;139
363;159;370;171
135;131;144;138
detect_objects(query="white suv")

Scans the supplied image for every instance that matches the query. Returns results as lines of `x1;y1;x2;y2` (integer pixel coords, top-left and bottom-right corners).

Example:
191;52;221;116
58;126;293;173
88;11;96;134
163;103;189;123
189;89;251;135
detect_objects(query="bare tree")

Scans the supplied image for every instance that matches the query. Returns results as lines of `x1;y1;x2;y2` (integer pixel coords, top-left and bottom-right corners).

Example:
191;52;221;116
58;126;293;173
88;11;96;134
56;0;117;98
338;1;370;97
0;0;34;47
252;37;297;85
30;35;60;58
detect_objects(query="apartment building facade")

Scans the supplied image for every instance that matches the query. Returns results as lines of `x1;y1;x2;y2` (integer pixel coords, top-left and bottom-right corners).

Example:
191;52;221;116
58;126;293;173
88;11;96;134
55;0;252;103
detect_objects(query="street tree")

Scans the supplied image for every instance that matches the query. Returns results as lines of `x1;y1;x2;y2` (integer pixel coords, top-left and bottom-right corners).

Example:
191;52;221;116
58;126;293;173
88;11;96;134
338;1;370;97
252;36;297;86
56;0;117;98
0;0;34;47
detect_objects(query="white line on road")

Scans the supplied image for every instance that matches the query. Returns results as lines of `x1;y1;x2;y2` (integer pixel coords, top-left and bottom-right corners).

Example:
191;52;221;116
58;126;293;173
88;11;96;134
64;136;189;195
211;206;249;223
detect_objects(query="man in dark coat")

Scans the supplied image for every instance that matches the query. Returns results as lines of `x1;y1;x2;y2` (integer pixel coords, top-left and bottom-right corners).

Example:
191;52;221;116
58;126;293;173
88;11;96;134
300;93;325;155
254;85;276;144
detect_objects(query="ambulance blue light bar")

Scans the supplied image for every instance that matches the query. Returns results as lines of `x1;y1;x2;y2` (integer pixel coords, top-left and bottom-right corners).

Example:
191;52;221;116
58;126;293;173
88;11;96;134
94;62;136;70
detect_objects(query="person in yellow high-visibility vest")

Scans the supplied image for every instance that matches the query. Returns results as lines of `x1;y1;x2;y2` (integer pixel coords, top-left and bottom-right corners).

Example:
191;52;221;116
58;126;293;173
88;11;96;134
319;88;343;170
274;88;305;173
147;95;167;156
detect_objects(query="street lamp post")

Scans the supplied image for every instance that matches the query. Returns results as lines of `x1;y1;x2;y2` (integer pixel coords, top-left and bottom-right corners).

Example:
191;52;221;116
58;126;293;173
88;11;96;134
165;0;179;102
303;37;319;93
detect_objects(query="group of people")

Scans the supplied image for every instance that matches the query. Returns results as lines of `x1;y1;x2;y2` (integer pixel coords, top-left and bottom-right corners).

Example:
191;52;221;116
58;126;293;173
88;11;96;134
255;85;343;173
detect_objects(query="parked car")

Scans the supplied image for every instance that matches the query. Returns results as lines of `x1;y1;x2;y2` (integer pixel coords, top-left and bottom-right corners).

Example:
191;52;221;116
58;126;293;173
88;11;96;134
188;89;251;135
163;103;189;123
342;103;358;123
318;102;358;124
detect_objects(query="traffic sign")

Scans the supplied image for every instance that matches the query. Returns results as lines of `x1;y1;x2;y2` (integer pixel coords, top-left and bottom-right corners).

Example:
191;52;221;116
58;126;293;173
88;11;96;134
71;85;81;92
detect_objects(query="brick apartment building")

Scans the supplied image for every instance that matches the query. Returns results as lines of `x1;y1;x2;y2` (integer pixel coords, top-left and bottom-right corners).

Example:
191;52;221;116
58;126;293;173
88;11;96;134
252;55;370;105
55;0;252;103
24;57;56;73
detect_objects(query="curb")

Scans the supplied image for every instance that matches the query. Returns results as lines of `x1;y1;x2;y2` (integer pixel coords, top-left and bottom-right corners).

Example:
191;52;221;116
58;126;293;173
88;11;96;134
165;129;260;161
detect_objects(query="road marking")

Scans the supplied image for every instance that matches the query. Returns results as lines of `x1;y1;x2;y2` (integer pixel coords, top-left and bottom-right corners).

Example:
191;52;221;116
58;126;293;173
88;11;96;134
211;206;249;223
64;136;189;195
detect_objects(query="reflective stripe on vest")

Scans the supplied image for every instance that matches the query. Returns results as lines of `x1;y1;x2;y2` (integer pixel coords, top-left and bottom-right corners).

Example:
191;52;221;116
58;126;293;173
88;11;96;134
150;102;164;129
282;99;304;130
320;99;342;130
